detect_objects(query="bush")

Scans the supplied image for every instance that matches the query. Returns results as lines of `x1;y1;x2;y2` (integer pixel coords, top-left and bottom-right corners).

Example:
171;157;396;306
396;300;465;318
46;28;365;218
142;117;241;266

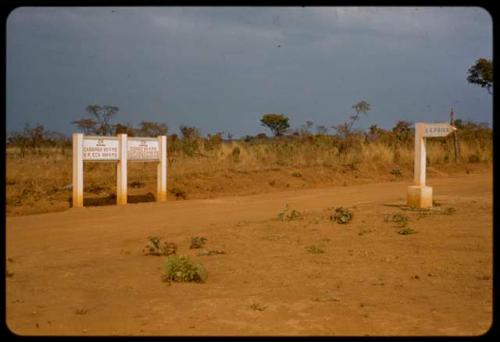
331;207;353;224
190;236;207;249
163;255;207;283
170;187;187;200
142;236;177;256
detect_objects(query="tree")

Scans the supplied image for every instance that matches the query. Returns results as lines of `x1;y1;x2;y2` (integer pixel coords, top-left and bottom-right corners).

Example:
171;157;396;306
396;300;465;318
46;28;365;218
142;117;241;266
348;100;371;131
467;58;492;94
179;126;200;140
73;118;97;134
72;105;119;135
260;113;290;136
135;121;168;137
113;123;136;136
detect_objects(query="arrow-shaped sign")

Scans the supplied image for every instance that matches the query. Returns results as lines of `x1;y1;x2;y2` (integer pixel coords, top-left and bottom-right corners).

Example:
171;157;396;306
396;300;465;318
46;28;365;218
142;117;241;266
423;123;457;138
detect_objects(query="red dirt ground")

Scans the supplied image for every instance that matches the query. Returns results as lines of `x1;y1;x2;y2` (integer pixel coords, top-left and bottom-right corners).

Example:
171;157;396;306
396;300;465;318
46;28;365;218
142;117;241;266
5;172;492;336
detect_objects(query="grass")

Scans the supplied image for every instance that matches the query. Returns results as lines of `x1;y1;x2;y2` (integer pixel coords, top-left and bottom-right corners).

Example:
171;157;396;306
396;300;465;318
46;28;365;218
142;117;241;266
249;303;267;311
306;245;325;254
190;236;207;249
331;207;353;224
5;131;492;216
163;255;208;283
398;227;417;235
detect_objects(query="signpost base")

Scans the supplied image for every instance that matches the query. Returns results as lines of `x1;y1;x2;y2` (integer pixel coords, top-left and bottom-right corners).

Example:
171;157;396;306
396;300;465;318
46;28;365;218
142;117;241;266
407;185;433;208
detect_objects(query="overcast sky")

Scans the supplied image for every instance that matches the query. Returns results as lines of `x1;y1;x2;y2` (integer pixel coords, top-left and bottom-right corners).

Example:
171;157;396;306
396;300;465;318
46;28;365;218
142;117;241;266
6;6;492;137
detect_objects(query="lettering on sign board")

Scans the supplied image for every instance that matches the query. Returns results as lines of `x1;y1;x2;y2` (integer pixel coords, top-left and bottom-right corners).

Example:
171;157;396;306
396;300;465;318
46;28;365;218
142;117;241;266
423;123;457;138
83;138;119;160
128;139;159;160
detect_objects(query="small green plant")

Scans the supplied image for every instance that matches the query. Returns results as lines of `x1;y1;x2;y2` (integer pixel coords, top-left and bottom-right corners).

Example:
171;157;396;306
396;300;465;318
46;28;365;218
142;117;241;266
331;207;353;224
75;308;88;315
170;187;187;199
190;236;207;249
443;207;456;215
142;236;177;256
390;213;409;227
249;303;267;311
277;204;302;221
306;245;325;254
398;227;417;235
163;255;207;283
197;249;226;256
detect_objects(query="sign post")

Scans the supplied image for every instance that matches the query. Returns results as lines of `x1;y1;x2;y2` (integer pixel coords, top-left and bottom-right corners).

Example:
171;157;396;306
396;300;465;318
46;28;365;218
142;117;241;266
407;122;457;208
117;134;128;205
157;136;167;202
72;134;168;208
72;133;84;208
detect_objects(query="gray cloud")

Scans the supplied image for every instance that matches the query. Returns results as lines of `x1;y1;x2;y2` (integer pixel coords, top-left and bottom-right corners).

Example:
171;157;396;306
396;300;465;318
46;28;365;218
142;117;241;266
7;6;492;137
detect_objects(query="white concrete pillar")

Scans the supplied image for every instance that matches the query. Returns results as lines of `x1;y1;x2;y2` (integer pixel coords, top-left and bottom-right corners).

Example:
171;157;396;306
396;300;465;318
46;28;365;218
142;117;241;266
414;123;426;186
408;122;432;208
157;135;167;202
72;133;84;208
117;134;128;205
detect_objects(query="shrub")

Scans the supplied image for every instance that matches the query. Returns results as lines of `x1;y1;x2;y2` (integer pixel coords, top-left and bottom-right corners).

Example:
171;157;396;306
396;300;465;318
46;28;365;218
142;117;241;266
142;236;178;256
398;227;417;235
163;255;207;283
277;204;302;221
231;147;241;162
390;213;409;227
306;245;325;254
468;154;481;163
170;187;187;200
331;207;353;224
190;236;207;249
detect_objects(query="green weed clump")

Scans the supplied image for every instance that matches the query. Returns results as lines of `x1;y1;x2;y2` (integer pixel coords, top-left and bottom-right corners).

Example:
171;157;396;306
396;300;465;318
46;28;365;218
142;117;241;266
277;204;302;221
398;227;417;235
306;245;325;254
331;207;353;224
142;236;177;256
190;236;207;249
163;255;207;283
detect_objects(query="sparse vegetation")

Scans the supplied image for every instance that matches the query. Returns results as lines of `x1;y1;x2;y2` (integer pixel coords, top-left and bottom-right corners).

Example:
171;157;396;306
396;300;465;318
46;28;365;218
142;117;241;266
163;255;207;283
331;207;353;224
277;204;302;221
170;187;187;200
306;245;325;254
6;116;492;216
249;303;267;311
142;236;178;256
398;227;417;235
190;236;208;249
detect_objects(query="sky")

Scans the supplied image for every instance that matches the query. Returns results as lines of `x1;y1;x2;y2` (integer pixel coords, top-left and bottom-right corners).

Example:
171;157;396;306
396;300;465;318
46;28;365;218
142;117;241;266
6;6;493;138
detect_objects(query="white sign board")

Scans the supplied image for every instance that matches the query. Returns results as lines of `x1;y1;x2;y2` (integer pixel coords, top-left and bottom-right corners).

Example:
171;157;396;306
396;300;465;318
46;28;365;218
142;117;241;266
423;123;457;138
82;137;119;161
128;138;159;160
73;134;167;208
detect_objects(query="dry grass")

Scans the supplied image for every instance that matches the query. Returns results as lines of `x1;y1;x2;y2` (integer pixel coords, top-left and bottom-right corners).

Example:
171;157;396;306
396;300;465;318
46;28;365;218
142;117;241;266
6;136;492;216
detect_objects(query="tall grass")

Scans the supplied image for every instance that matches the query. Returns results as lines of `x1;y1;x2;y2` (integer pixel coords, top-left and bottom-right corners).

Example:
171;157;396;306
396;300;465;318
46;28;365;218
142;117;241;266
6;125;492;216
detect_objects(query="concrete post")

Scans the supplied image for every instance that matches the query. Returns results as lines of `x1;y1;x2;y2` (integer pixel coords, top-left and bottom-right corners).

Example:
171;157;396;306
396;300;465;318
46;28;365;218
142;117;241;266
408;123;432;208
157;135;167;202
72;133;84;208
414;123;426;186
117;134;128;205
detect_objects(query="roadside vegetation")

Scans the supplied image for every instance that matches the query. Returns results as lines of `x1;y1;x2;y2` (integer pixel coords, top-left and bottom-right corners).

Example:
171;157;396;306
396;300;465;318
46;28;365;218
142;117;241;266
6;100;492;216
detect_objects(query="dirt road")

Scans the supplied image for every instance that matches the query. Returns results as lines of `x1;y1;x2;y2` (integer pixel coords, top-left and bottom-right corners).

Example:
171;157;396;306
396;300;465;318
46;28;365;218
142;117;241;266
6;172;492;336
